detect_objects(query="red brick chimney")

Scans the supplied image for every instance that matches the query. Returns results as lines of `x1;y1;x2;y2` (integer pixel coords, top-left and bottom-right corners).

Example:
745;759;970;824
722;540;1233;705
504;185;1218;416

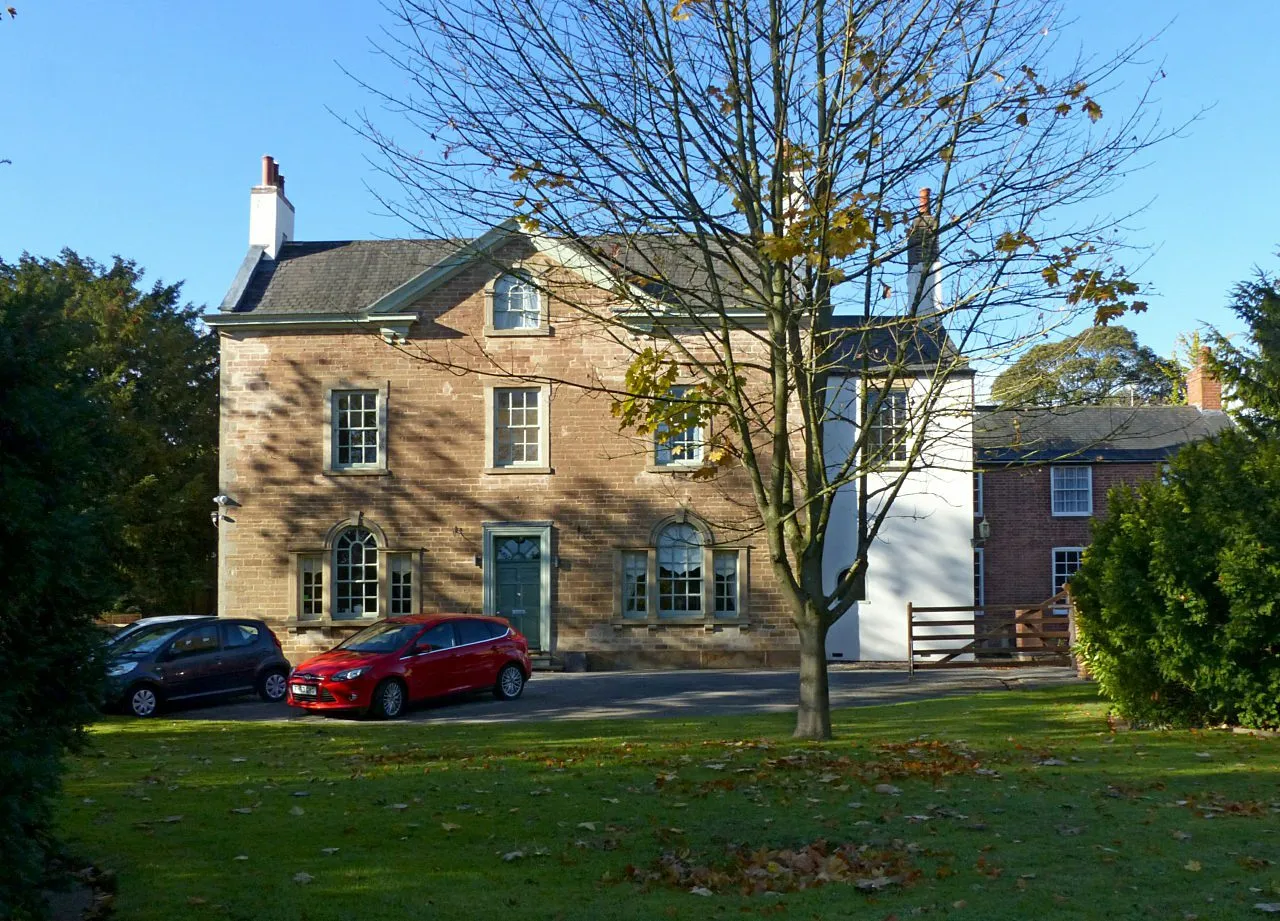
1186;347;1222;411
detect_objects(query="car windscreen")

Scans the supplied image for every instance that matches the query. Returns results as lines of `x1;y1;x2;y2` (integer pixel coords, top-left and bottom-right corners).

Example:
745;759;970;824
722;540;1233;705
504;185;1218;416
109;623;195;657
337;622;423;654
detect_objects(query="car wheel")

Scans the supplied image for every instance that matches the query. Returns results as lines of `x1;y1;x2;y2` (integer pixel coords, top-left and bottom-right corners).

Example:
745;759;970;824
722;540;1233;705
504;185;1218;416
258;668;288;703
128;685;161;718
369;679;406;719
494;663;525;701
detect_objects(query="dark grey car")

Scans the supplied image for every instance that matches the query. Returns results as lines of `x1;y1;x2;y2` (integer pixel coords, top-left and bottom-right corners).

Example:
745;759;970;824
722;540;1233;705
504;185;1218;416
104;617;291;717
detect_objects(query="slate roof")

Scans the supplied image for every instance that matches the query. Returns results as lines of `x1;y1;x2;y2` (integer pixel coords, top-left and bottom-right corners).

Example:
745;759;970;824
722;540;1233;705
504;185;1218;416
221;235;963;374
827;317;964;373
229;239;461;314
976;405;1232;465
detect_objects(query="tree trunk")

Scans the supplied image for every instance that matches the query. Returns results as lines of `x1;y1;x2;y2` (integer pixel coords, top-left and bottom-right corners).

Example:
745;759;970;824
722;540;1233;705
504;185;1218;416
794;606;832;740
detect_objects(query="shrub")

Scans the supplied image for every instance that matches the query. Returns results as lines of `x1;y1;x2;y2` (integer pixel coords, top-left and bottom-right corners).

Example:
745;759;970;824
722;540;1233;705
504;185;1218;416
1072;429;1280;729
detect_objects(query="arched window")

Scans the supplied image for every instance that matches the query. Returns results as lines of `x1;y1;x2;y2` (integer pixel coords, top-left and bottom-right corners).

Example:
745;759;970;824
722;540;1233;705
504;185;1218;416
334;527;378;619
657;522;703;617
492;272;541;330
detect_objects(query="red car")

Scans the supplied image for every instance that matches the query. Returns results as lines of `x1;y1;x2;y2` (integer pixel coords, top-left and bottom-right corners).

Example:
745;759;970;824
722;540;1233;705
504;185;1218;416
286;614;531;718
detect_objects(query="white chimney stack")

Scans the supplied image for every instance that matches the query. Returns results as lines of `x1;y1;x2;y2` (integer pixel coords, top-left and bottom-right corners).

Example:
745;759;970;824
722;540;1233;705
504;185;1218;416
249;155;294;260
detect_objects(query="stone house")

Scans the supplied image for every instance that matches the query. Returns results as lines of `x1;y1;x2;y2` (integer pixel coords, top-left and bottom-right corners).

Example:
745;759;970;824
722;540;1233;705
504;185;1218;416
207;158;978;667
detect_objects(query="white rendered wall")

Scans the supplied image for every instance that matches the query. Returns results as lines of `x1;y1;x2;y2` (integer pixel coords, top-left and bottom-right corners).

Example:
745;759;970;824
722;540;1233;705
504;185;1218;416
822;373;974;661
249;186;295;259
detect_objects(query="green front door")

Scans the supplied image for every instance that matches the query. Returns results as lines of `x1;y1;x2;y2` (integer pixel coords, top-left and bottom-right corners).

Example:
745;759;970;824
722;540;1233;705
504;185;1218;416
494;536;542;651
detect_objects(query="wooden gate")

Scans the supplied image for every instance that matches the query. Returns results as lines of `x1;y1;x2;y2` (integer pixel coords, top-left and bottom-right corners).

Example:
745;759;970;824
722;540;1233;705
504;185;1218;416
906;591;1073;677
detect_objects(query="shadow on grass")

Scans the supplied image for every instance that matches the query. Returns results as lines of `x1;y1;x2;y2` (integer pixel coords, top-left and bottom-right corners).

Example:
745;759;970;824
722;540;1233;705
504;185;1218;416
64;685;1280;921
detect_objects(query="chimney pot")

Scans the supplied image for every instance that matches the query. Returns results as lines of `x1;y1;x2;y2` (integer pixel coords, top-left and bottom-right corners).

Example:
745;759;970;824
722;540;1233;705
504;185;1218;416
919;187;931;215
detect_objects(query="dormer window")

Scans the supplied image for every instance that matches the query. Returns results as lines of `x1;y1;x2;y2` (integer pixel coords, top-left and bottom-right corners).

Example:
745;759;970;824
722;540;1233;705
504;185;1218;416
492;272;542;330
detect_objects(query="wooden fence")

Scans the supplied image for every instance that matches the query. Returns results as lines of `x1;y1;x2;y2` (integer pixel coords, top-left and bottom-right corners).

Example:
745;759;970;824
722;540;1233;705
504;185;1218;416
906;591;1074;677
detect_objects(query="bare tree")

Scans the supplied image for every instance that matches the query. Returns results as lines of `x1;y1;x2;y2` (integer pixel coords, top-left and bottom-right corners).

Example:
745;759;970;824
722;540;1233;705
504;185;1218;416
349;0;1167;739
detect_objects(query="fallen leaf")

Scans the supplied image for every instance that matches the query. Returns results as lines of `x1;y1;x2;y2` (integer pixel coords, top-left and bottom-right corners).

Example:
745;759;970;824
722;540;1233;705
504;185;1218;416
1184;860;1202;872
1037;758;1067;767
874;784;901;796
289;806;305;817
1255;904;1280;913
321;847;339;856
233;855;248;861
502;851;524;862
388;803;409;811
690;887;712;897
441;823;461;832
162;815;184;823
231;807;253;815
1056;825;1083;837
577;822;597;831
231;757;247;763
1172;830;1192;841
293;872;313;885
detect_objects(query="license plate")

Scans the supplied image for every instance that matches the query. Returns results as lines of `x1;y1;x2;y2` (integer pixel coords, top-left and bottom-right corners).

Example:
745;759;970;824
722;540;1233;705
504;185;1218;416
291;683;317;698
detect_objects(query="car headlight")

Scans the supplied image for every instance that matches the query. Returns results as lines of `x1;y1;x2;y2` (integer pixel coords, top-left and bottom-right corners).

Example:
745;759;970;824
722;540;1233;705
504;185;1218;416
107;661;138;678
331;666;370;682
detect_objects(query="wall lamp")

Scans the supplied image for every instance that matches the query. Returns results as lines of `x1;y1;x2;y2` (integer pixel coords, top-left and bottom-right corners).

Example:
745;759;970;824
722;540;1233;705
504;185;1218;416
212;494;238;527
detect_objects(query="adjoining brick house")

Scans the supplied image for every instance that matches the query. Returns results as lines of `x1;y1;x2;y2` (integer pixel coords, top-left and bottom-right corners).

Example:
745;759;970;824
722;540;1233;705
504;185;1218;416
207;158;975;667
973;371;1231;611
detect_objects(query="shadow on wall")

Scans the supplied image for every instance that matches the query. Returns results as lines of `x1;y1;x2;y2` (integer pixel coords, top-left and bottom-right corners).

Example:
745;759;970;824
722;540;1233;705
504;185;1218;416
223;339;771;653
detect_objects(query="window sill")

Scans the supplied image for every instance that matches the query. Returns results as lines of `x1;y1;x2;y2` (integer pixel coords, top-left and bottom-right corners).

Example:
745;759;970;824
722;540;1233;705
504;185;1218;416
611;618;747;628
1050;511;1093;518
323;467;391;477
644;463;709;475
483;466;554;476
483;325;553;337
284;617;381;632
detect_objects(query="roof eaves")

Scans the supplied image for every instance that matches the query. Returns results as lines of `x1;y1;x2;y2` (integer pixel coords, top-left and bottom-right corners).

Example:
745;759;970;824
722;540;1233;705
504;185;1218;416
366;218;520;315
220;245;268;312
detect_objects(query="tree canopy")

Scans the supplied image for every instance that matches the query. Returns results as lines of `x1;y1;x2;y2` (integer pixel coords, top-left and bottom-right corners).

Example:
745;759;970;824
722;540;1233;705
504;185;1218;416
991;324;1184;407
356;0;1165;738
1073;261;1280;730
1205;269;1280;435
0;251;216;915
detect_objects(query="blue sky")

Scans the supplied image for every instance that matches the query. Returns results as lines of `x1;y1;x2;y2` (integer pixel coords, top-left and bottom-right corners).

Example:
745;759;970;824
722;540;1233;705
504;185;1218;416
1;1;1275;359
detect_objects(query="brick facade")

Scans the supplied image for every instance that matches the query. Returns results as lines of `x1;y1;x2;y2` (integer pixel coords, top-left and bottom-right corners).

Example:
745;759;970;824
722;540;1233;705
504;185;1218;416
976;462;1158;607
217;244;799;667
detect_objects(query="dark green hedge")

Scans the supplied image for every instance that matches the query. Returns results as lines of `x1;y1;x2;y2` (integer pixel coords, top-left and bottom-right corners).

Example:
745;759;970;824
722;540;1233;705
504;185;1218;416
1072;429;1280;729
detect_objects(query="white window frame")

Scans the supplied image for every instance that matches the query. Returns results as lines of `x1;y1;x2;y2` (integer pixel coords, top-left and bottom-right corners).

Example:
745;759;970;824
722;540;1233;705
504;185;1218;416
865;387;910;465
484;269;550;336
1050;466;1092;517
388;553;417;616
289;521;420;624
654;387;705;467
297;553;324;621
485;384;552;473
973;547;985;610
620;549;648;619
613;516;748;623
713;549;740;617
333;527;380;621
323;382;389;475
1051;546;1084;596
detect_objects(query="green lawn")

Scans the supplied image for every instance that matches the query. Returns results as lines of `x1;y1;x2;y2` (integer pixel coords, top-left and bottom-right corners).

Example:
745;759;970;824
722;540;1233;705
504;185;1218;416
58;685;1279;920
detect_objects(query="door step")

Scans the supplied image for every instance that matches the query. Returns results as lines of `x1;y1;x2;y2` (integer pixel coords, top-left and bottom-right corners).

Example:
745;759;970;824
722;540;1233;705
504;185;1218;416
530;654;564;672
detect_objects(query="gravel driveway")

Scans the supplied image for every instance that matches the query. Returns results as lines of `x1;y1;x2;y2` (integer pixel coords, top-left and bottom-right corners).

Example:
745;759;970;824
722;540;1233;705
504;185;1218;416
157;665;1081;724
